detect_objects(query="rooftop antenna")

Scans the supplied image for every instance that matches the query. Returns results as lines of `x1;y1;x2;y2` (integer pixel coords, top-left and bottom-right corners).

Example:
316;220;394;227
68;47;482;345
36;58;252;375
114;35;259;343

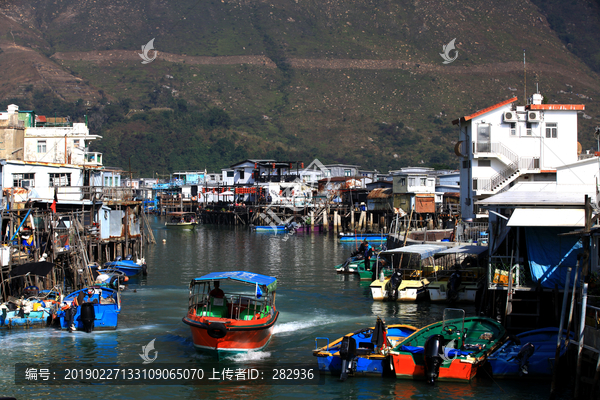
536;82;539;94
523;49;527;104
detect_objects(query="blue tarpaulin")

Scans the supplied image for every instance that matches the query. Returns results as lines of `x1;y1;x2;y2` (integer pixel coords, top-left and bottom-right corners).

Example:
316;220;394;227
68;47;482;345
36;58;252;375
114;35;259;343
525;227;583;289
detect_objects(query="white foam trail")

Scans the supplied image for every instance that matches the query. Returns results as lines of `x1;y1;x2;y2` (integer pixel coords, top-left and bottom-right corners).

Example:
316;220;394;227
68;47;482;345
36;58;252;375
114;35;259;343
227;351;271;362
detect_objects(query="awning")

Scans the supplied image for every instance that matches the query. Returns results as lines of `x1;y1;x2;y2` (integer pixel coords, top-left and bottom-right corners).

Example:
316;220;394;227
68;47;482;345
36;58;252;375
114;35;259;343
10;261;55;277
507;208;585;227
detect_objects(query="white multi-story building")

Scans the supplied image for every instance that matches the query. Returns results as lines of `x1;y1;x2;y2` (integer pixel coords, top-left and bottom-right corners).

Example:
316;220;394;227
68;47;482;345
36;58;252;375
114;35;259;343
453;93;584;220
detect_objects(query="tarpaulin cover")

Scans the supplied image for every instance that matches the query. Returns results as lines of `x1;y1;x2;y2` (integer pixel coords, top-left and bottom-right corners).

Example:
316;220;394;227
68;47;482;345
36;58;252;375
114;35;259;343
525;227;582;289
10;261;55;277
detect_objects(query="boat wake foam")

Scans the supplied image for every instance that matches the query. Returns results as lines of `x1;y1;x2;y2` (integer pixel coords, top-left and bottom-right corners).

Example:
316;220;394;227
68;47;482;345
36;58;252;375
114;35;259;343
227;351;271;362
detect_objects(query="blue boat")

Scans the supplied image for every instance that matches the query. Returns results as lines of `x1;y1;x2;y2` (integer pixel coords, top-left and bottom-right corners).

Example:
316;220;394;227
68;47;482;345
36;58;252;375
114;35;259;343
96;255;148;277
339;233;388;243
56;287;121;332
0;289;61;329
252;225;288;233
313;318;417;379
487;327;571;378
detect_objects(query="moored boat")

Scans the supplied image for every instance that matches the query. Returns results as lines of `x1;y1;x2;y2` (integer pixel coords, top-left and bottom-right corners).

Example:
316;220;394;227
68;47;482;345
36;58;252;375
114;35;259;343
314;318;417;379
252;225;288;233
165;212;198;230
487;327;570;378
370;244;447;302
96;255;148;276
0;288;61;329
426;245;487;303
339;233;388;243
56;286;121;332
182;271;279;357
390;308;506;383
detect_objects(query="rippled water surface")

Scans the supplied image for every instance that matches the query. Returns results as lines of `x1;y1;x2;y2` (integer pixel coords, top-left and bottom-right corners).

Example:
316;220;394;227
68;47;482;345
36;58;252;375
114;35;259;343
0;217;568;399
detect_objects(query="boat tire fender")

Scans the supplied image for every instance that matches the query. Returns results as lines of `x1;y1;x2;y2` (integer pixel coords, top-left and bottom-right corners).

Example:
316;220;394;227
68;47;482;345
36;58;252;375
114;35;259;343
207;322;227;339
109;276;120;290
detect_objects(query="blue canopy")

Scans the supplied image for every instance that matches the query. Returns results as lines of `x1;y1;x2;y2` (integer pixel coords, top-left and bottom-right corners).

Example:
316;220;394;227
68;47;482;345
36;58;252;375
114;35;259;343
192;271;277;292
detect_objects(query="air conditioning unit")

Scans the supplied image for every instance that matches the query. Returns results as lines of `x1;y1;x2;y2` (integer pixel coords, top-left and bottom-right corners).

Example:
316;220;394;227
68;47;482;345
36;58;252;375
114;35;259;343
503;111;518;122
527;111;541;122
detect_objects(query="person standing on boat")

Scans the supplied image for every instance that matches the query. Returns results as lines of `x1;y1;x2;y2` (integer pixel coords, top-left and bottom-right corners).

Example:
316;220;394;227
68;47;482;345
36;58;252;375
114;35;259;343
209;281;225;299
364;242;372;272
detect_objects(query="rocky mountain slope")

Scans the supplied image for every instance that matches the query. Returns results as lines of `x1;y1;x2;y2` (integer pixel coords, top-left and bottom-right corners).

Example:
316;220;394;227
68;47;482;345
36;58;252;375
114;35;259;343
0;0;599;175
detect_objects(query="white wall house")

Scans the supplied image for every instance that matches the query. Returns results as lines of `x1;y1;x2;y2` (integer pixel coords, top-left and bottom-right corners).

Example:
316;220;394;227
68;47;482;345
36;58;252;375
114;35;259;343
25;123;102;166
453;93;584;220
1;160;85;202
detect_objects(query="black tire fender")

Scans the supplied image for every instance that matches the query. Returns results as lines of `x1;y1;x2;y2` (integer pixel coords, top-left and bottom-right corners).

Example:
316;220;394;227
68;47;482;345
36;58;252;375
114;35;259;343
207;322;227;339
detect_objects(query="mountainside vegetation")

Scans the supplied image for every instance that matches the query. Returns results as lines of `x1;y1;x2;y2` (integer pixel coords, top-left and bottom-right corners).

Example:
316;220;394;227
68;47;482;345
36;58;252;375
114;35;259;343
0;0;599;176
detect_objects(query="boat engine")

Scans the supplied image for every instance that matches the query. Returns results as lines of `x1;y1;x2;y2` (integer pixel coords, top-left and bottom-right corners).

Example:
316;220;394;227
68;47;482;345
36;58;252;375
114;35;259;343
338;336;357;381
516;342;535;376
424;334;445;385
385;270;403;301
80;303;95;333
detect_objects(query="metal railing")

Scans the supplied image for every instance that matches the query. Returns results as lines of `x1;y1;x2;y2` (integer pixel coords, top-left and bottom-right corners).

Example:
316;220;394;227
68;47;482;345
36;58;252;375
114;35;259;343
519;157;540;170
474;142;519;164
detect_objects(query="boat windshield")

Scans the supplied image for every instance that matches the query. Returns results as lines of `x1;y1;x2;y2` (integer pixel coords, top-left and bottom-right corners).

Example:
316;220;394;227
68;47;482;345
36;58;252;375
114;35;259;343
442;308;465;333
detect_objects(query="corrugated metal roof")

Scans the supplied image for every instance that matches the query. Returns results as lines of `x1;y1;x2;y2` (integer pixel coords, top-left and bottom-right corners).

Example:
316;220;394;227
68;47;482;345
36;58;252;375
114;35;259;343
436;245;488;256
507;208;585;227
367;188;392;199
477;191;588;206
381;244;447;259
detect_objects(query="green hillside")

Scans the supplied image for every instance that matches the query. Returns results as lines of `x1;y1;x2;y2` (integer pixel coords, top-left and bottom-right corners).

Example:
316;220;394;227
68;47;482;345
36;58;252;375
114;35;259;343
0;0;599;176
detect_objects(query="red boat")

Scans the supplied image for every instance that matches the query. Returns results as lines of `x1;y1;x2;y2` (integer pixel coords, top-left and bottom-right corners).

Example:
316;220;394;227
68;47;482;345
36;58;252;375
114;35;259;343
390;309;506;383
182;271;279;357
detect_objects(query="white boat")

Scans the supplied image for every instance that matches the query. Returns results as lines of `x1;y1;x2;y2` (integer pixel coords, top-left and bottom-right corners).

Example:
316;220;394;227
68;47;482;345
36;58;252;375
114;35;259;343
369;244;447;302
165;212;198;229
427;245;487;303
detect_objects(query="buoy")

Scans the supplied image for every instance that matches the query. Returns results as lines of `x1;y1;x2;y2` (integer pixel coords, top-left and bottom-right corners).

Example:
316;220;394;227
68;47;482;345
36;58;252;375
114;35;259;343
163;239;166;243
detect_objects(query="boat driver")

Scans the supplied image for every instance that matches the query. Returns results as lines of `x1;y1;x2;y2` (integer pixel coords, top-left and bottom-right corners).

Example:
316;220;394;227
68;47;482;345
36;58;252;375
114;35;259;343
209;281;225;299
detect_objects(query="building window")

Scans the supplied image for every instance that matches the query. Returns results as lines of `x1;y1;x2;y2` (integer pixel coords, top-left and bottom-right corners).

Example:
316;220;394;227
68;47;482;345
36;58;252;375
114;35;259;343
344;169;352;177
510;122;516;136
546;123;557;138
104;177;109;186
427;179;434;187
37;140;46;153
227;171;234;178
50;173;71;187
526;122;532;136
400;178;406;186
478;160;491;167
13;173;34;188
420;178;427;186
73;139;80;148
409;178;415;186
240;170;245;180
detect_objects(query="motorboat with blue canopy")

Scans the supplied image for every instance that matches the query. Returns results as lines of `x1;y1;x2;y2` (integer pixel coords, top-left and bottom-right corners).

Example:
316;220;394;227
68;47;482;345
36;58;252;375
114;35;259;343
183;271;279;357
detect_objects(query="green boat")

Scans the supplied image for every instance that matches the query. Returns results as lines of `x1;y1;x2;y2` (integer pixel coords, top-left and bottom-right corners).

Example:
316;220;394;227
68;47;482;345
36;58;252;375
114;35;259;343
389;308;506;384
335;254;394;280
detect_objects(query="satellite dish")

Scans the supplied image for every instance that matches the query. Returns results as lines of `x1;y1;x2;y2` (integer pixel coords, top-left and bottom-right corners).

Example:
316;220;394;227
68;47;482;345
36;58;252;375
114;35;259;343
577;142;582;156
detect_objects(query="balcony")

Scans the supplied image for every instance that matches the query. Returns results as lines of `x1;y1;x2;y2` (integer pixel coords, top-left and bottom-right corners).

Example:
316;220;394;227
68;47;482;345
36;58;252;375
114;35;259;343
84;152;103;166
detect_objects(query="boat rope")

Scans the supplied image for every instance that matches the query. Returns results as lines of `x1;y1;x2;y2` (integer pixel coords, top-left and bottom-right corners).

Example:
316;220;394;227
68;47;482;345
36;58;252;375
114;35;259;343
482;364;506;393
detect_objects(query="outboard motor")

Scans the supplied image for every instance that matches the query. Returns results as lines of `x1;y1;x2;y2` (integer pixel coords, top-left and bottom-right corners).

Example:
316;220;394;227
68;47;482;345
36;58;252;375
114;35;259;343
341;257;353;272
125;254;133;261
385;270;403;301
424;334;445;385
80;303;95;333
447;269;462;303
516;342;535;376
338;336;357;381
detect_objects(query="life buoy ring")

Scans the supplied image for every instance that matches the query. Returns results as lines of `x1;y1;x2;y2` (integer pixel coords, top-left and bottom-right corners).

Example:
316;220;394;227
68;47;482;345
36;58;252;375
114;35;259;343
207;322;227;339
192;196;197;201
